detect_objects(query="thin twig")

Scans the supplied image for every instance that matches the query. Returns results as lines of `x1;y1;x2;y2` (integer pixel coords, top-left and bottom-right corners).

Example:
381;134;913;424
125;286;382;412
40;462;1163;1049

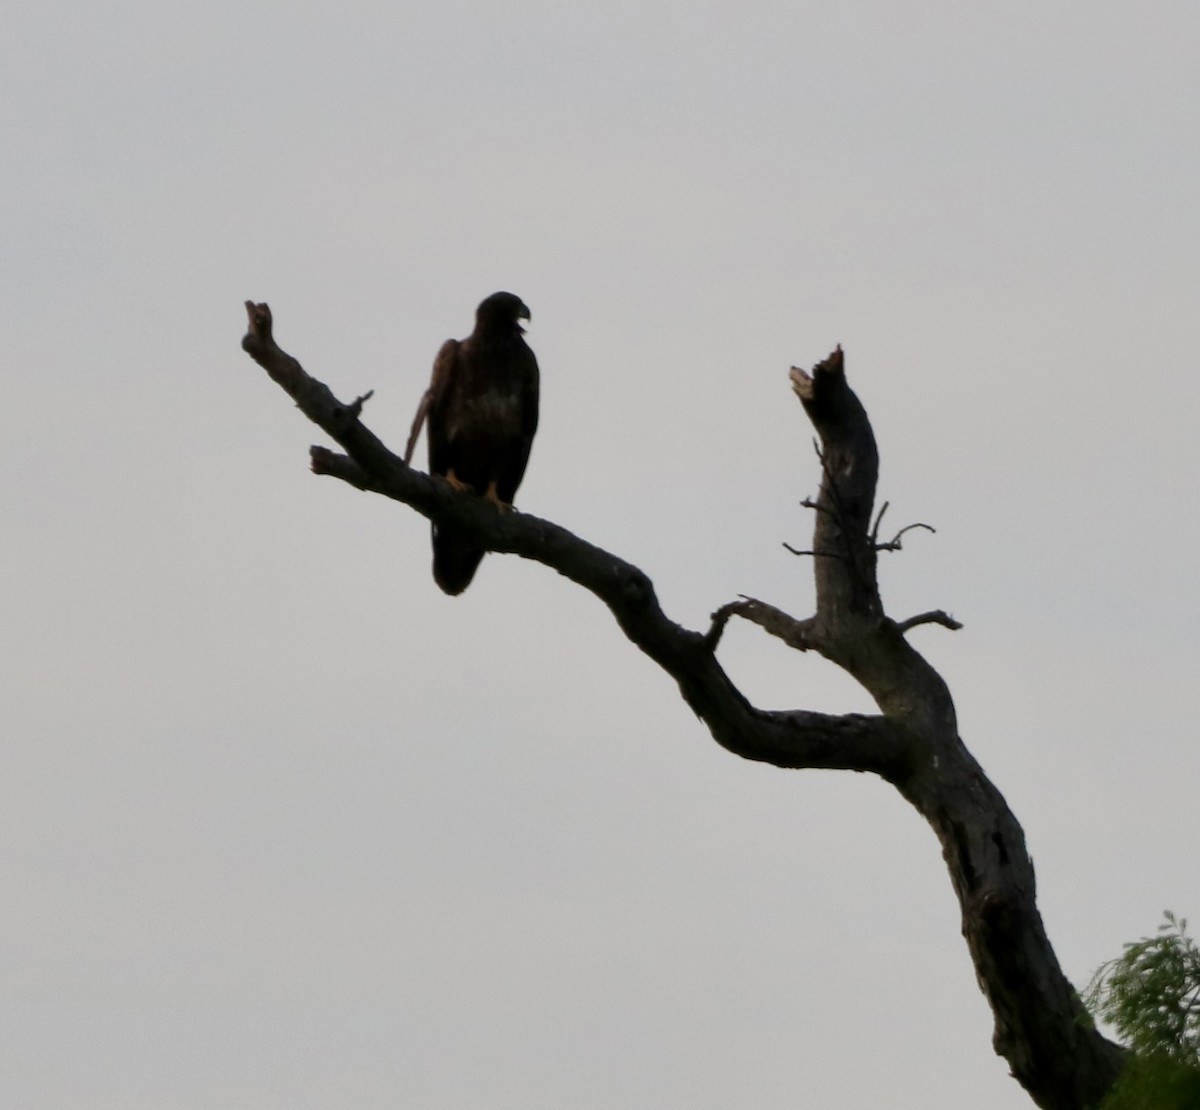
783;543;847;559
870;500;890;544
799;496;838;520
894;610;963;634
876;521;936;553
345;389;375;420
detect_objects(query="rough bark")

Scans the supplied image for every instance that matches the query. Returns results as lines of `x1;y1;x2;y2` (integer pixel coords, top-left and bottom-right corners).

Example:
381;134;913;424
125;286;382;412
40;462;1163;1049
242;302;1127;1108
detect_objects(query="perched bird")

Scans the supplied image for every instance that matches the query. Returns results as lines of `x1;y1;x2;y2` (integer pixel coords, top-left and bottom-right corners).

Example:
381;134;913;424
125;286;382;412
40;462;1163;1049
420;291;540;595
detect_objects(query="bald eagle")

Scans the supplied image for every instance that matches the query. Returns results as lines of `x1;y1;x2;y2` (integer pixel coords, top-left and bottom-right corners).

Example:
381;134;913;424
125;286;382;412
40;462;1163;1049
419;292;540;595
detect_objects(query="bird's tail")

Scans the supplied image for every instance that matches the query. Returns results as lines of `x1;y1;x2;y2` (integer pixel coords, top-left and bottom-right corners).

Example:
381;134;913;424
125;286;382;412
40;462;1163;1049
431;525;485;595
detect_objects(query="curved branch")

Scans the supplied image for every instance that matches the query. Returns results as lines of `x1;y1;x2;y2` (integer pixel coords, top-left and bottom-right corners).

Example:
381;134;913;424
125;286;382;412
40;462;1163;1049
707;597;821;653
876;520;936;552
244;304;1126;1109
895;609;964;634
242;302;905;782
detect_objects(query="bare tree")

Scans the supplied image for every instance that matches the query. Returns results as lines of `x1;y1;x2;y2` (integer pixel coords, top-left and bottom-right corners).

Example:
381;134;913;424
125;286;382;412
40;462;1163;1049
242;301;1127;1109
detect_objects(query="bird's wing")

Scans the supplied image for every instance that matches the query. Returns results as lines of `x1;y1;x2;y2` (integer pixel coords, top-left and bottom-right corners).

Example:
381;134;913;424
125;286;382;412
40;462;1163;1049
425;338;460;476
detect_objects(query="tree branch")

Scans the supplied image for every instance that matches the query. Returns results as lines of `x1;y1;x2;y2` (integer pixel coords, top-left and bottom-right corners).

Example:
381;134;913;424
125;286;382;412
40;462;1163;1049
895;609;964;634
786;347;1125;1108
242;302;905;782
707;597;821;653
243;304;1126;1109
876;520;936;552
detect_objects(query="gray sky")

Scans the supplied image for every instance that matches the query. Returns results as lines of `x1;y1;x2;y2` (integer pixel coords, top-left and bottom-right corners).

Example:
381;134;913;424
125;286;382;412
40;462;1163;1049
4;1;1198;1106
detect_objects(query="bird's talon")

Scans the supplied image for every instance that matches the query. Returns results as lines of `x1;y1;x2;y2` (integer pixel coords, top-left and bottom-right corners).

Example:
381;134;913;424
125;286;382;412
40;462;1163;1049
484;483;513;512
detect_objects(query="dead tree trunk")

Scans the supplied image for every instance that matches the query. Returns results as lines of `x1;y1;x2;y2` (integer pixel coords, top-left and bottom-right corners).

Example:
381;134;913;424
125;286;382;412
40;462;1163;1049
241;302;1127;1108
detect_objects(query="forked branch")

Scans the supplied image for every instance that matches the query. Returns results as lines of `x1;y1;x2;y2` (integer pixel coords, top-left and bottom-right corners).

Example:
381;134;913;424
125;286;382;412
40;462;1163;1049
243;305;1125;1109
241;301;905;781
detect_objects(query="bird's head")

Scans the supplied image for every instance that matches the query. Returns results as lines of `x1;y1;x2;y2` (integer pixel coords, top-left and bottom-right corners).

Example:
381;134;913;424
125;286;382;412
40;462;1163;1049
476;291;531;334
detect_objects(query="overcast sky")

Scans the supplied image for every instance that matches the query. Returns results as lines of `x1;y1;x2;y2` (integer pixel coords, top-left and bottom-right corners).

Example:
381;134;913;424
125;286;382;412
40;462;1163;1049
4;1;1198;1107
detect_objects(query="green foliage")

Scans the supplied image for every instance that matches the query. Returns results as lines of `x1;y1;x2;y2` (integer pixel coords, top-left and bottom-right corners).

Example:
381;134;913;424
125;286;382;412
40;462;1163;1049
1085;911;1200;1109
1095;1053;1200;1110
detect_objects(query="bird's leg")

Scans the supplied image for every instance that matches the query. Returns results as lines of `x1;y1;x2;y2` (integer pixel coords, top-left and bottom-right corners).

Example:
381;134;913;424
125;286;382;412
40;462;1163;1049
442;469;472;494
483;479;514;512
